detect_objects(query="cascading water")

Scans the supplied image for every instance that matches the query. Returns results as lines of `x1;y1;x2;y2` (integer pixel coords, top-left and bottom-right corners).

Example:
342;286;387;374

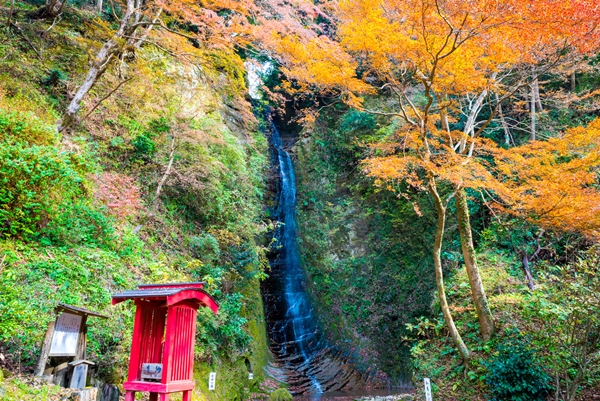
263;122;387;396
265;123;324;392
247;62;401;398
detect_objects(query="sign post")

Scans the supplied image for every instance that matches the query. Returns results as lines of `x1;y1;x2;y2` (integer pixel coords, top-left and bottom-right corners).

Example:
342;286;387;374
424;378;432;401
208;372;216;391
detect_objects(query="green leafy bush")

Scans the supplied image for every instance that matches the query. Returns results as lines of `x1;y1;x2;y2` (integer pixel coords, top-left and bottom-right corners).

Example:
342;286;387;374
41;69;67;87
0;142;84;238
0;109;57;146
189;233;221;263
42;201;115;247
520;248;600;400
269;388;292;401
132;134;157;158
339;109;376;133
196;292;252;359
485;330;553;401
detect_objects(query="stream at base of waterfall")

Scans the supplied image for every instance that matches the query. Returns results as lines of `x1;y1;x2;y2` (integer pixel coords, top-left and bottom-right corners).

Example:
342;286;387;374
262;122;406;396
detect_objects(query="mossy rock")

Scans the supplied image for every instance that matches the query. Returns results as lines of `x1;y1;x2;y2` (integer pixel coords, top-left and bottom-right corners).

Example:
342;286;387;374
269;388;292;401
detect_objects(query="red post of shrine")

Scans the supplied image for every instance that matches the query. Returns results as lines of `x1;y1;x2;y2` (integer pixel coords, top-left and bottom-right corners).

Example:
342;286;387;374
112;282;218;401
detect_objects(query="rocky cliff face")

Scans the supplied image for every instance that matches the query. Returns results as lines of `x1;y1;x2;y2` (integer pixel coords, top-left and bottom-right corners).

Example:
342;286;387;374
292;111;437;386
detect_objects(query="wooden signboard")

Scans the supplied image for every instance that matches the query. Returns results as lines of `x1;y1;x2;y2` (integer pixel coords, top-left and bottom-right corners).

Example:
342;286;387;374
49;313;82;356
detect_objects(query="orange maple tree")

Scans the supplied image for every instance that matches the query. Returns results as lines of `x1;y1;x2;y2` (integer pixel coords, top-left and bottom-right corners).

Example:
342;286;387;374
494;119;600;241
271;0;600;361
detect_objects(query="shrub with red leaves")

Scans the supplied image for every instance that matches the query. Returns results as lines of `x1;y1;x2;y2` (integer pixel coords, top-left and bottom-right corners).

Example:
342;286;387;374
93;173;142;220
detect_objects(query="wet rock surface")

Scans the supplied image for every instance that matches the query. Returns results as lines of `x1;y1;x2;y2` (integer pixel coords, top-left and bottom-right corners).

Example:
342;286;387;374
263;124;385;395
291;391;414;401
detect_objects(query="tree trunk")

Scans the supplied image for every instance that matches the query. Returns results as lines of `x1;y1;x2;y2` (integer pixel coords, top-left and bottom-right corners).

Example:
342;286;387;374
495;92;511;146
521;254;535;290
530;82;536;141
95;0;102;13
57;0;136;131
6;0;14;27
440;107;450;133
455;188;495;341
151;136;175;213
428;178;471;363
533;77;542;111
570;71;576;92
133;8;162;49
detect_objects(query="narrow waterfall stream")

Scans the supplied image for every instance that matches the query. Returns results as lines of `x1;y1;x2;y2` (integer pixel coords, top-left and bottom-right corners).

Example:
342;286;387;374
264;123;324;393
262;122;391;397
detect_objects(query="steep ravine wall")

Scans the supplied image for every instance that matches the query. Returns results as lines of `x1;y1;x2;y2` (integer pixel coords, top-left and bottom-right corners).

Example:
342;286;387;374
292;111;437;385
0;11;271;400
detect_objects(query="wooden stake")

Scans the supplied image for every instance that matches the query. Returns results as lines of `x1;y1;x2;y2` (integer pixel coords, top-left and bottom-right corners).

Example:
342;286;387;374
35;317;57;376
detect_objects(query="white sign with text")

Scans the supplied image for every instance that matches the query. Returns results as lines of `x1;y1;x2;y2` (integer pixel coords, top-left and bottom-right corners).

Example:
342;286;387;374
424;377;432;401
208;372;216;390
49;313;82;356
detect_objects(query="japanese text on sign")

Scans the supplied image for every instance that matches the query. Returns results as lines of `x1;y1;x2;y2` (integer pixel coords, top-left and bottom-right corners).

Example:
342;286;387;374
208;372;216;390
49;313;82;356
424;377;433;401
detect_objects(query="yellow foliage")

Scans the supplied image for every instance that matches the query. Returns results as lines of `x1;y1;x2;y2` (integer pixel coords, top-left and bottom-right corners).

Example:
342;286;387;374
495;119;600;239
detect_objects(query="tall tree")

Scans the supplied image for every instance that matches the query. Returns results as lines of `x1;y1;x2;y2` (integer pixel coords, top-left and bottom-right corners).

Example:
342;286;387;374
57;0;332;131
268;0;600;354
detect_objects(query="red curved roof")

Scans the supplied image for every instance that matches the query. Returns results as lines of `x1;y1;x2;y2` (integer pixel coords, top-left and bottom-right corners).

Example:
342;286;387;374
112;283;219;313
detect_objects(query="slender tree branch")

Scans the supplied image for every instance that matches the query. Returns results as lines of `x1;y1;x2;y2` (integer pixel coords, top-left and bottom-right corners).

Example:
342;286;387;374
81;77;133;122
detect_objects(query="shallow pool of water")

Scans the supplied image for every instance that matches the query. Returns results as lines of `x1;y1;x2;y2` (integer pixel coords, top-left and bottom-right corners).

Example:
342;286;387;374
293;389;413;400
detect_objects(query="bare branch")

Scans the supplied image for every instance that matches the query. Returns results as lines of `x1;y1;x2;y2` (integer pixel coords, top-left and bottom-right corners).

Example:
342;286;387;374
81;77;133;121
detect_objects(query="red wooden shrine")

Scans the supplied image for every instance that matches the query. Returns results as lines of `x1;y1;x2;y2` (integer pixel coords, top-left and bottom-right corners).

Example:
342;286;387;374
112;282;219;401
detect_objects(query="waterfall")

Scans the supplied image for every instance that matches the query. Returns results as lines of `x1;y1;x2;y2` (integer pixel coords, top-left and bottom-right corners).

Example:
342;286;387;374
263;121;387;396
267;123;324;393
249;69;390;397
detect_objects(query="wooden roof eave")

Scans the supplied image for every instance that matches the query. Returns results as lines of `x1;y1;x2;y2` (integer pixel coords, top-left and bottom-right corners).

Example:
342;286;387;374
56;303;108;319
112;289;219;314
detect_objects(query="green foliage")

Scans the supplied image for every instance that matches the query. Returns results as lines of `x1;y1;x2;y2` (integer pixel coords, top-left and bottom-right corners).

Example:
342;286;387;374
41;69;67;87
339;109;376;133
189;233;221;262
132;134;157;158
269;388;293;401
197;293;252;359
148;117;171;134
0;241;139;376
485;330;553;401
518;248;600;399
0;109;57;146
42;201;115;247
0;111;86;238
0;376;69;401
